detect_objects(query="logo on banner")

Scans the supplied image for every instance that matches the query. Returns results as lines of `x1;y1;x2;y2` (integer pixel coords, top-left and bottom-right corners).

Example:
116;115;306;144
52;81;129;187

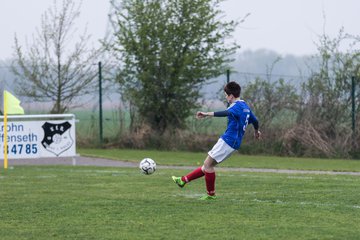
41;121;74;156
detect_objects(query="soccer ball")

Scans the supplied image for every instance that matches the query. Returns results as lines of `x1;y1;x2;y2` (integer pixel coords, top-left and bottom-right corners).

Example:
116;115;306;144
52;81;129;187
139;158;156;175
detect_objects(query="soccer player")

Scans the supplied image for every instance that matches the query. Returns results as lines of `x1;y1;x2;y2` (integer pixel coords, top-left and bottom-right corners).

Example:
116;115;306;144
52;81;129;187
172;81;261;200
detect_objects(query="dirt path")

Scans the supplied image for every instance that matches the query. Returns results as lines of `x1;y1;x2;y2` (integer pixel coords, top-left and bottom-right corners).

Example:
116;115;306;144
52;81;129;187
7;156;360;176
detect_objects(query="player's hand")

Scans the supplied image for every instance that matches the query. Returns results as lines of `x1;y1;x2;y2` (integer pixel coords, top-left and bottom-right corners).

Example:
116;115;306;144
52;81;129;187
196;111;207;119
254;130;261;140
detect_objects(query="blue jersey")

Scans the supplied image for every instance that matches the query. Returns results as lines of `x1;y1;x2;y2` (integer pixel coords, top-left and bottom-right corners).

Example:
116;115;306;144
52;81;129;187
218;100;258;149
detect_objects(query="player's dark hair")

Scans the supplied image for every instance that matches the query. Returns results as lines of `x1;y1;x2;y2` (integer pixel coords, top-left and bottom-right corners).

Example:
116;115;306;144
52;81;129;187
224;81;241;98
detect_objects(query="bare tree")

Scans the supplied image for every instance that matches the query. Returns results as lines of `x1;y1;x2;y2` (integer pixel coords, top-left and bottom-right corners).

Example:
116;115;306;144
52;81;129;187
12;0;103;113
285;28;360;157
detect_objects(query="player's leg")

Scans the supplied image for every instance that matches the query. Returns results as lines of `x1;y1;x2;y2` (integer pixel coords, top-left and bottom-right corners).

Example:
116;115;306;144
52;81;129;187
182;166;205;183
172;138;234;193
172;154;217;188
172;166;205;188
199;138;235;200
202;155;217;197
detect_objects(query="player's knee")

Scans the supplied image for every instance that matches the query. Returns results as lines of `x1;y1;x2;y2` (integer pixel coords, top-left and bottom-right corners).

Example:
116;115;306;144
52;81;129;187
203;166;215;173
202;163;215;173
202;155;217;173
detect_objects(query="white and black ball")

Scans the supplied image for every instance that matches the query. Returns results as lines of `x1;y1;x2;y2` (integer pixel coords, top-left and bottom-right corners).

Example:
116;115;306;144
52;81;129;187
139;158;156;175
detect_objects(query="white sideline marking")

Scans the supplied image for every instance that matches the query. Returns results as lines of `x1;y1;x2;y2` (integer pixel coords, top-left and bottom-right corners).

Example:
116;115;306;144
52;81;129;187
287;176;314;180
36;175;57;179
174;193;204;199
174;195;360;209
249;198;360;209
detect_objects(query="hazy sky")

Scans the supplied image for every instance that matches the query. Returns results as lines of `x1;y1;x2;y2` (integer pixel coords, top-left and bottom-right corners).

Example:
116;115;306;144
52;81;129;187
0;0;359;60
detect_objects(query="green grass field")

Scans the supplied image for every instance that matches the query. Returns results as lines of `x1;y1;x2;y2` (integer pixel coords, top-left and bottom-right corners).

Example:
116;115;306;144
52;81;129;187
0;164;359;240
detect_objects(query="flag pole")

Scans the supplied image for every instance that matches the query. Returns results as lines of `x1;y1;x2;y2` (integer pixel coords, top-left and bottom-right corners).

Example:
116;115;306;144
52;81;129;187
3;90;24;169
3;93;8;169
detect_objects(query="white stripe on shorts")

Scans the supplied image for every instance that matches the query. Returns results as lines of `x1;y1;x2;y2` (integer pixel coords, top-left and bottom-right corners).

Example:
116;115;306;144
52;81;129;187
208;138;236;163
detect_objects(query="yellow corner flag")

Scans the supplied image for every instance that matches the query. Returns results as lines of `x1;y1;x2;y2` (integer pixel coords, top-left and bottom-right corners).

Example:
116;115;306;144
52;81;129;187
3;90;25;169
4;90;24;115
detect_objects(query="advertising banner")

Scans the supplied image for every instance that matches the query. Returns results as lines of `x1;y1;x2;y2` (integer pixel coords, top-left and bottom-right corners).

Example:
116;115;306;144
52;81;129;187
0;118;76;159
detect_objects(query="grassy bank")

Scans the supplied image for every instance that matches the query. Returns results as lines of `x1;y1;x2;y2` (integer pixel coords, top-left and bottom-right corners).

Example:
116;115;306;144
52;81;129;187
78;148;360;172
